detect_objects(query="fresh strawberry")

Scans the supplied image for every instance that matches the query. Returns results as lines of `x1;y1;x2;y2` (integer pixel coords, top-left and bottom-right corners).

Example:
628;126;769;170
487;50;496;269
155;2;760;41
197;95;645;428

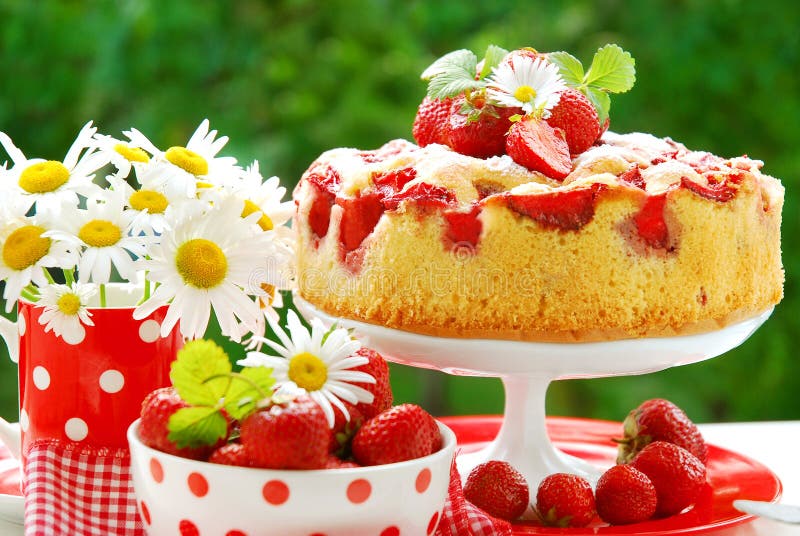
413;96;453;147
329;400;365;454
240;396;329;470
351;347;392;419
595;464;657;525
535;473;596;528
503;47;544;68
546;88;601;155
506;117;572;180
209;443;254;468
630;441;707;517
325;455;361;469
463;460;529;521
445;95;519;159
351;403;436;465
139;387;226;460
617;398;708;464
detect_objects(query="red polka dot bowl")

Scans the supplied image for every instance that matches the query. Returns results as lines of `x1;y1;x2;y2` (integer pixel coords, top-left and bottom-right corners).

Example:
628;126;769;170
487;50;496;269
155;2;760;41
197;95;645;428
127;418;456;536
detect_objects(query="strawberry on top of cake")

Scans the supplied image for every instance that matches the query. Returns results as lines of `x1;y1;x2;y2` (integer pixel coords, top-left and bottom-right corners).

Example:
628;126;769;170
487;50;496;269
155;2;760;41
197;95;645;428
294;44;783;342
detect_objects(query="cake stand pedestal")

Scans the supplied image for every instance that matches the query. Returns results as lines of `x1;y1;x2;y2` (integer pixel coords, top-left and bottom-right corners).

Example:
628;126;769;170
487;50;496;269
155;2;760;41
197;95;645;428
294;296;772;489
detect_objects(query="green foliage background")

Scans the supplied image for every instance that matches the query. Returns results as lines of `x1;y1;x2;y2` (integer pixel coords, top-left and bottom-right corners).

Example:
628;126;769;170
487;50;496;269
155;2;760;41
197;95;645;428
1;0;798;424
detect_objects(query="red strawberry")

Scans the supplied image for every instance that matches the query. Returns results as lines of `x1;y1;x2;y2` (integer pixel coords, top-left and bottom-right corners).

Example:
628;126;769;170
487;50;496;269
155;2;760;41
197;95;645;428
535;473;596;528
506;117;572;180
503;47;544;67
413;96;453;147
463;461;529;521
240;396;329;469
595;464;657;525
329;400;365;454
446;95;519;158
209;443;254;467
351;404;436;465
352;347;392;419
546;88;601;155
139;387;226;460
325;455;361;469
630;441;707;517
617;398;708;464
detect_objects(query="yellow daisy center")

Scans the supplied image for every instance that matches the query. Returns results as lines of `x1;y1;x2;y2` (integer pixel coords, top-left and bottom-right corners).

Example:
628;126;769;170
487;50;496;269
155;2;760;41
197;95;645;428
78;220;122;248
175;238;228;289
288;352;328;392
514;85;537;103
114;143;150;163
165;146;209;176
129;190;169;214
2;225;51;271
241;199;274;231
18;161;70;194
56;293;82;315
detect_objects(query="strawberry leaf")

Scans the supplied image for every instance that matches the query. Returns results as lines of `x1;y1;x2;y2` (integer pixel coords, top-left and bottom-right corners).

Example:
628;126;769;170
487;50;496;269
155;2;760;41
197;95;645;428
421;49;477;80
167;406;228;448
584;44;636;93
421;49;484;99
479;44;509;80
170;339;232;407
548;51;585;88
584;86;612;125
223;367;276;420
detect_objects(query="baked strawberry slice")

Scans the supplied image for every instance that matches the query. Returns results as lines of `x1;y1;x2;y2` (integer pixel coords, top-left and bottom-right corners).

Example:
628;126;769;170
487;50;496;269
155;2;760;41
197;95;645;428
546;88;602;155
617;398;708;464
446;95;519;159
535;473;596;528
240;396;329;470
139;387;227;460
464;460;529;521
506;117;572;180
413;96;453;147
351;403;436;466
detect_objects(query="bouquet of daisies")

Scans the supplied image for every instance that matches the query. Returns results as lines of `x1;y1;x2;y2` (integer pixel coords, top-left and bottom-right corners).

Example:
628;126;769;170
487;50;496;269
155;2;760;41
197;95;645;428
0;120;295;343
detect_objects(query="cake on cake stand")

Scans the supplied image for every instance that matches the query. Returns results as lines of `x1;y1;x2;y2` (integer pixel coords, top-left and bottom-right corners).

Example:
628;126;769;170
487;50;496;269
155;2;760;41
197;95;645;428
295;295;772;489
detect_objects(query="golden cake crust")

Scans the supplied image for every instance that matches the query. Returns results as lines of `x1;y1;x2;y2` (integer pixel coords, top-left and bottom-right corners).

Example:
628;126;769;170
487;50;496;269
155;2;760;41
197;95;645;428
293;133;784;342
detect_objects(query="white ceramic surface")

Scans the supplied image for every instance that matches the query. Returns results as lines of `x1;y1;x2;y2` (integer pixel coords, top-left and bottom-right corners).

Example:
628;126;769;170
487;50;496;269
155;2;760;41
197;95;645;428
128;419;456;536
295;296;773;490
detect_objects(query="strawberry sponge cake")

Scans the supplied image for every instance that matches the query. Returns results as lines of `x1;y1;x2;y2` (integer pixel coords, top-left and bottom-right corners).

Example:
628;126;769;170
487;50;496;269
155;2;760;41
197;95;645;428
293;44;783;342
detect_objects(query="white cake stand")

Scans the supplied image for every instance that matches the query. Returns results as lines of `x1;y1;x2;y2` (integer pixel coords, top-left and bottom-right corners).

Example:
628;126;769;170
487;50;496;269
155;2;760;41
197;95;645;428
294;296;772;489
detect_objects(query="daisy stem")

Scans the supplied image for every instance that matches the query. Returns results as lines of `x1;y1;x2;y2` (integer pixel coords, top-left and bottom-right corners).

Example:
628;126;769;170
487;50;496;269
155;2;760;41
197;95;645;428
144;276;151;301
20;289;39;303
63;269;75;285
100;284;107;307
42;268;55;285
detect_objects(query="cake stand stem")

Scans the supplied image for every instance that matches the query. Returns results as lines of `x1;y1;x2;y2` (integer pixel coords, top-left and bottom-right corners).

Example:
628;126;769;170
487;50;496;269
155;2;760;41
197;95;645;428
457;375;603;490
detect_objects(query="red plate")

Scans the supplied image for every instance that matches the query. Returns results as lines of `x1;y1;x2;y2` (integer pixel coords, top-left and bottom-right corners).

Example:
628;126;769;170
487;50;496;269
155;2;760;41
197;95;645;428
0;442;21;497
439;416;782;535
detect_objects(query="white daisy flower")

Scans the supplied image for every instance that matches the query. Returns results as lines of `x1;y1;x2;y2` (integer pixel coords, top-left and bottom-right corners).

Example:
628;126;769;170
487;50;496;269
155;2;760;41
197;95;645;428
37;282;96;344
91;133;151;179
133;197;283;340
224;161;294;231
486;56;567;117
123;119;241;198
0;122;107;214
45;191;148;284
106;168;204;236
238;310;376;428
0;199;78;312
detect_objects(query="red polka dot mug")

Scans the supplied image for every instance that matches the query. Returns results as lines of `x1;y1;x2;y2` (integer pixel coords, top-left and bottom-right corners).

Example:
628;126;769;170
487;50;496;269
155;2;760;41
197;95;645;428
0;283;182;467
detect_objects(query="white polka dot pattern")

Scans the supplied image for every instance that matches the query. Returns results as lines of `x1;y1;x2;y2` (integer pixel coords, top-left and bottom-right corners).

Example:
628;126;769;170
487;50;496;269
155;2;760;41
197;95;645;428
99;370;125;394
138;320;161;343
32;366;51;390
64;418;89;441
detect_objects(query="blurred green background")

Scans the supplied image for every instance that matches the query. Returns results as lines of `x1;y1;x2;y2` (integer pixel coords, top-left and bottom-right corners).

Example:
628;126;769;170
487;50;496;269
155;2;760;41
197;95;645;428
1;0;798;425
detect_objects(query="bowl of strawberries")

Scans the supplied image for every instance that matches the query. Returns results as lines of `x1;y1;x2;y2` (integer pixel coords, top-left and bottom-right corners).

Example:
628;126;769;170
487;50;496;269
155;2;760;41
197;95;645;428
127;334;456;536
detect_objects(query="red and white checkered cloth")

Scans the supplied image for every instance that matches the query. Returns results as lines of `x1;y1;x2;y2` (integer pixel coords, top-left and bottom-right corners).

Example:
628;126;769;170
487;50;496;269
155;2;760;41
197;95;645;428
23;440;143;536
436;459;512;536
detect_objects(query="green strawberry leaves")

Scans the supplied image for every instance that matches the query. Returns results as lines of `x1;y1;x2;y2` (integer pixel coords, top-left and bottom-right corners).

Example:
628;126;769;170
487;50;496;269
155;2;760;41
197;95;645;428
548;44;636;124
166;339;275;448
421;45;509;100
